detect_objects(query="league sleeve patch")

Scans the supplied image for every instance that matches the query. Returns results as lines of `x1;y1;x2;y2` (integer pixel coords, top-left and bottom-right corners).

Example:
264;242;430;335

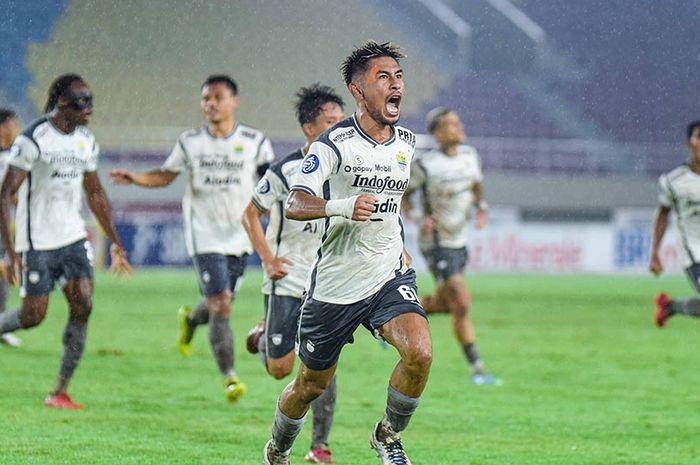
255;178;271;194
301;154;320;174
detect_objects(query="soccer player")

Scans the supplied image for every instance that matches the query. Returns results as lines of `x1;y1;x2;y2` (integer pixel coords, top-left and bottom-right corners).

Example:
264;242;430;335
0;108;21;347
651;120;700;327
0;74;133;409
110;75;274;401
403;107;499;385
242;84;345;464
263;41;431;465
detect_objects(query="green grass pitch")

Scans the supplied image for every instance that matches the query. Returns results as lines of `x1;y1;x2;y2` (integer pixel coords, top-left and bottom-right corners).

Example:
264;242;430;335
2;268;699;464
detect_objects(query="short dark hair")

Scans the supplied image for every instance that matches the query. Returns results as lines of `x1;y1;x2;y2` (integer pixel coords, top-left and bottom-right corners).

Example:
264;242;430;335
425;106;453;133
44;73;84;113
687;120;700;141
202;75;238;95
294;83;344;127
0;108;17;125
340;41;405;86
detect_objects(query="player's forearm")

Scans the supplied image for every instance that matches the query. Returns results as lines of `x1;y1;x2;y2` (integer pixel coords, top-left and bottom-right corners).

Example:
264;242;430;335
285;190;329;221
87;190;124;249
0;193;14;255
473;183;487;211
651;208;670;253
242;204;275;263
131;170;177;188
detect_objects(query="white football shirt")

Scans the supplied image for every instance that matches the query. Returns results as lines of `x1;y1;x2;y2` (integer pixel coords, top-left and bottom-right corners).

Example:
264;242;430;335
658;164;700;268
251;149;323;298
9;117;98;252
410;145;483;249
289;114;416;304
162;124;274;256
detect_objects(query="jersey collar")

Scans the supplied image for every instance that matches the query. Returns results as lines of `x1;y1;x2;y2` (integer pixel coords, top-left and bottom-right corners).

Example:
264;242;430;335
351;114;396;147
205;122;238;140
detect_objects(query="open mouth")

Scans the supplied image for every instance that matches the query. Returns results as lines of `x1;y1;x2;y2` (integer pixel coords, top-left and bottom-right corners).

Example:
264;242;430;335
386;95;402;117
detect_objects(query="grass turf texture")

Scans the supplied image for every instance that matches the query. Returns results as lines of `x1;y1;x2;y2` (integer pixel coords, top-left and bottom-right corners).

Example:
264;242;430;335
2;269;699;465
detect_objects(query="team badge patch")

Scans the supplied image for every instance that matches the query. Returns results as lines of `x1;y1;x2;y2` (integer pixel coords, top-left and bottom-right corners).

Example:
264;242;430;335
301;154;320;174
396;151;407;171
234;144;244;154
271;334;283;346
256;178;271;194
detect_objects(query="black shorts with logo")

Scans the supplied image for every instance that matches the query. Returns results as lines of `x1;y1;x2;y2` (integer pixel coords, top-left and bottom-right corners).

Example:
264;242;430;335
264;294;303;359
21;239;94;297
297;269;426;371
422;246;469;283
193;253;248;298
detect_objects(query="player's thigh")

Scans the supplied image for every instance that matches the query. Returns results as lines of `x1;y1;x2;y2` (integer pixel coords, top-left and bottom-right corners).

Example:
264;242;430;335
297;297;369;372
685;263;700;294
20;248;57;299
226;254;248;298
366;268;427;338
423;246;468;285
264;294;303;360
193;253;230;298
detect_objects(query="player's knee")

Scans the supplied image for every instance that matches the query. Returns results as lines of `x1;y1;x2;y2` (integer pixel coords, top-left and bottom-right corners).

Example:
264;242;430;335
20;310;46;328
268;360;294;380
297;376;331;403
404;344;433;374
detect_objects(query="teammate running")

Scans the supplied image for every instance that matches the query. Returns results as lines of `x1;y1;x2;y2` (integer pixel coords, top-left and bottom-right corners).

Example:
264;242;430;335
0;74;132;409
110;75;274;401
403;107;499;385
242;84;344;464
651;120;700;326
263;41;431;465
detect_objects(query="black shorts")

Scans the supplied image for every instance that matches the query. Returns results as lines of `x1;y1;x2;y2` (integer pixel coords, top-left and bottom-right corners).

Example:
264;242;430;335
685;263;700;293
297;269;426;371
422;246;468;282
193;253;248;298
21;239;94;297
264;294;303;359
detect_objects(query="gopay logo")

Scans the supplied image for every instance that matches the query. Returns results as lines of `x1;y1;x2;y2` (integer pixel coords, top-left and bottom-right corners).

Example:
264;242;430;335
301;154;320;174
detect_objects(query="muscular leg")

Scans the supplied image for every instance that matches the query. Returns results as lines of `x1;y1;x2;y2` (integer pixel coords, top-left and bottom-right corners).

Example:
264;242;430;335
420;289;449;314
206;290;235;377
271;363;337;452
267;350;296;380
187;298;209;326
0;293;50;334
54;278;93;394
310;375;337;450
375;312;432;439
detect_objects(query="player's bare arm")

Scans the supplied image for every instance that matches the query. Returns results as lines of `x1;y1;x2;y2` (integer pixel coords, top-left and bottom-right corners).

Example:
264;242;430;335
109;168;178;188
83;171;133;278
241;201;292;280
285;189;377;221
473;181;488;230
650;206;671;275
0;166;27;285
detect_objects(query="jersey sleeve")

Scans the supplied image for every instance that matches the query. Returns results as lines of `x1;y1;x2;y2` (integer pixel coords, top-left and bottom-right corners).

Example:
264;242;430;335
162;138;189;173
8;135;40;172
289;142;338;197
251;170;286;213
256;137;275;166
86;141;100;172
658;174;673;208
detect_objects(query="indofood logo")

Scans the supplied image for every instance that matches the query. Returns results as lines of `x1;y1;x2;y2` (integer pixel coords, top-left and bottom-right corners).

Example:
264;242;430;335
396;151;407;171
351;174;408;194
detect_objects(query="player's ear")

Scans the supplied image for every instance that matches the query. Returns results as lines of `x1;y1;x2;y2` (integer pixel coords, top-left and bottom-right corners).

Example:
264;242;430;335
301;122;314;139
348;81;363;101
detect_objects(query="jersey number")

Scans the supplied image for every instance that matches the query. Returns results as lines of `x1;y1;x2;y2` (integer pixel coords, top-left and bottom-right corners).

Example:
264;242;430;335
397;285;419;302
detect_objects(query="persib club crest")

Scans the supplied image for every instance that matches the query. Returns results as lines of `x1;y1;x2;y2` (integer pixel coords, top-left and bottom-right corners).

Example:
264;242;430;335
396;151;407;171
301;154;320;174
256;178;271;194
234;144;245;154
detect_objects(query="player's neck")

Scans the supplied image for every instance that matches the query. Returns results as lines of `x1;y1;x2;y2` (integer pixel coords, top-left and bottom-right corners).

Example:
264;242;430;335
208;119;236;138
356;111;393;144
441;144;458;157
690;155;700;173
50;114;77;134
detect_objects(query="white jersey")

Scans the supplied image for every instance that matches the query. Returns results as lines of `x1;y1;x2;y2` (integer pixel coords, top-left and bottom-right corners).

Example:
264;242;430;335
658;164;700;268
9;117;98;252
289;114;416;304
251;149;323;298
410;145;483;249
0;147;10;180
162;124;274;256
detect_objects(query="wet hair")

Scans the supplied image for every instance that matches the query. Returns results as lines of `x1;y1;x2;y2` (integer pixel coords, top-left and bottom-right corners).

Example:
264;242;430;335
340;41;405;86
687;120;700;141
294;83;345;127
0;108;17;125
44;73;84;113
425;106;453;134
202;75;238;95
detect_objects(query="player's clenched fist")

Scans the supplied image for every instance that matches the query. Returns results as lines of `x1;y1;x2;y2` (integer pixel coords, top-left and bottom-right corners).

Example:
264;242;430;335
352;194;377;221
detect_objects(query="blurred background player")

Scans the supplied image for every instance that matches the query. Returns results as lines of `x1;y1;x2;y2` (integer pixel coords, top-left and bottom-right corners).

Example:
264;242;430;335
264;41;430;465
110;75;274;402
242;84;345;464
0;108;21;347
651;120;700;327
0;74;132;409
403;107;499;385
